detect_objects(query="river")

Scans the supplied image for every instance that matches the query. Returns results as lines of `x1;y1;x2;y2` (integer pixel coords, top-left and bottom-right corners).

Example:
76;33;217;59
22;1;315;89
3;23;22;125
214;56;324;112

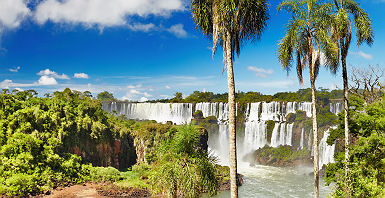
206;162;332;198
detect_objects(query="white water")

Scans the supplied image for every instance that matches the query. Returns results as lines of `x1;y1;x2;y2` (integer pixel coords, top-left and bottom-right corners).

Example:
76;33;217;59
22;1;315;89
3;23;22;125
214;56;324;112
243;121;267;156
330;102;343;115
270;123;293;147
318;128;336;168
103;101;335;197
206;163;332;198
103;102;193;124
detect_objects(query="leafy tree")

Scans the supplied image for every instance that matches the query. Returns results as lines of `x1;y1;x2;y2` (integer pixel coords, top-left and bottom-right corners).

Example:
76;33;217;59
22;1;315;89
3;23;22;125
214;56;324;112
277;0;339;197
97;91;115;101
330;0;374;185
326;96;385;197
191;1;269;196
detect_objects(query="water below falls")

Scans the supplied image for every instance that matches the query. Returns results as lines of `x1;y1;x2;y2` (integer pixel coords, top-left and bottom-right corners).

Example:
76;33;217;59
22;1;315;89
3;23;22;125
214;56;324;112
205;163;332;198
102;101;338;197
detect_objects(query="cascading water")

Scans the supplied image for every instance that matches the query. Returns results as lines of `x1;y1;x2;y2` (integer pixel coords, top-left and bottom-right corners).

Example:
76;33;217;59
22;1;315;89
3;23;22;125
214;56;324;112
243;121;267;156
270;123;293;147
330;102;343;115
103;102;193;124
102;101;336;165
195;102;229;122
103;101;335;197
318;128;336;168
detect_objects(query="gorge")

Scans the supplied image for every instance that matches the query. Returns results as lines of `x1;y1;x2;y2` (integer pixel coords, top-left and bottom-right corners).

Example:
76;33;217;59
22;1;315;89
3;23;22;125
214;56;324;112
102;101;343;197
102;101;342;169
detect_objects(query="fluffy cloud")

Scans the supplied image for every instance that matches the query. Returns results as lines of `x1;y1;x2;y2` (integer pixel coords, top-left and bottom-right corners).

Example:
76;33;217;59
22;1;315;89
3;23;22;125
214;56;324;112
356;51;373;60
74;73;89;79
167;24;187;38
247;66;274;78
9;66;21;72
37;69;70;79
0;79;13;89
139;97;149;102
38;75;58;85
34;0;184;27
0;79;36;89
0;0;30;29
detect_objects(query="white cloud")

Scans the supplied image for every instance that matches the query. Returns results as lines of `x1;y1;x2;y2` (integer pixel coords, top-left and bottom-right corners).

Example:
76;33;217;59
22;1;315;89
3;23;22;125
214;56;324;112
0;79;13;89
34;0;184;27
165;85;171;89
0;79;36;89
74;73;89;79
38;75;58;85
128;23;156;32
130;89;140;94
247;66;274;78
167;24;187;38
9;66;21;72
37;69;70;79
0;0;30;29
356;51;373;60
139;97;148;102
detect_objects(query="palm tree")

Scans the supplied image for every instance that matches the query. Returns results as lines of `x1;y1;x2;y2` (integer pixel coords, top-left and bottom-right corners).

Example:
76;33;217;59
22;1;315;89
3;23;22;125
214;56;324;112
191;1;269;197
330;0;373;188
277;0;338;197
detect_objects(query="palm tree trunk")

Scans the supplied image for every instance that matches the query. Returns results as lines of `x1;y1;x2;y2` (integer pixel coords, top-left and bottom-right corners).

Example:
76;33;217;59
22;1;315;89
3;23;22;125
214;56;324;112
342;55;350;191
225;32;238;198
311;77;319;198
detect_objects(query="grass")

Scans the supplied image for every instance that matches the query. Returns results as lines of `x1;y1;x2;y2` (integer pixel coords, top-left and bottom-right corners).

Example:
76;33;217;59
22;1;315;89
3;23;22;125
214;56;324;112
115;171;150;189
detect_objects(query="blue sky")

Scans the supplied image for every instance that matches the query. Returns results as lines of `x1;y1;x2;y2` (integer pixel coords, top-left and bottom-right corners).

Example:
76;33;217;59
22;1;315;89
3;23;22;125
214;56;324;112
0;0;384;101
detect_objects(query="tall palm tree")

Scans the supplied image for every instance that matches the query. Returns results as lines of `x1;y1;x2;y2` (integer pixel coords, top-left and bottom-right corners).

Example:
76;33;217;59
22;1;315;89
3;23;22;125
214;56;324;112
330;0;373;187
191;1;269;197
277;0;338;197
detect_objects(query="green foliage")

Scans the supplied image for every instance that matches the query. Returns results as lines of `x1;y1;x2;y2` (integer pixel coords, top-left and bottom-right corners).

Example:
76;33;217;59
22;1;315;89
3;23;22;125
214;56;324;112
266;120;275;143
0;89;136;196
193;110;204;119
256;145;310;162
148;124;218;197
97;91;116;101
325;96;385;197
88;166;124;182
150;89;343;103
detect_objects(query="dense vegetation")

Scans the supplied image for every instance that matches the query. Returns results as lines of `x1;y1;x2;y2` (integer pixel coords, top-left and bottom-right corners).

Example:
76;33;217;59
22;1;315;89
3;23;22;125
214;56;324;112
148;88;344;104
325;95;385;197
0;88;136;195
0;89;222;197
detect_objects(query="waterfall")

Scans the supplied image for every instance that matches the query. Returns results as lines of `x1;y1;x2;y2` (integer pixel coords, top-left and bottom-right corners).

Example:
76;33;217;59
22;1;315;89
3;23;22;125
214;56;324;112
286;102;297;115
104;102;193;124
270;123;293;147
260;102;283;121
243;121;267;155
246;102;260;122
102;101;336;167
330;102;343;115
299;128;305;149
195;102;229;122
319;128;336;168
297;102;312;117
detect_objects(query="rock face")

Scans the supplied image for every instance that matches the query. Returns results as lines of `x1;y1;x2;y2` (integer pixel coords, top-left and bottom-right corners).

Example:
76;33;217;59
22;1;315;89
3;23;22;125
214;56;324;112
68;135;137;169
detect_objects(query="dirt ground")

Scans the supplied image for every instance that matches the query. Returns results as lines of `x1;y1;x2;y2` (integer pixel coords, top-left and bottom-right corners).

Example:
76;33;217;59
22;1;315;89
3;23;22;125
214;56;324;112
43;183;152;198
